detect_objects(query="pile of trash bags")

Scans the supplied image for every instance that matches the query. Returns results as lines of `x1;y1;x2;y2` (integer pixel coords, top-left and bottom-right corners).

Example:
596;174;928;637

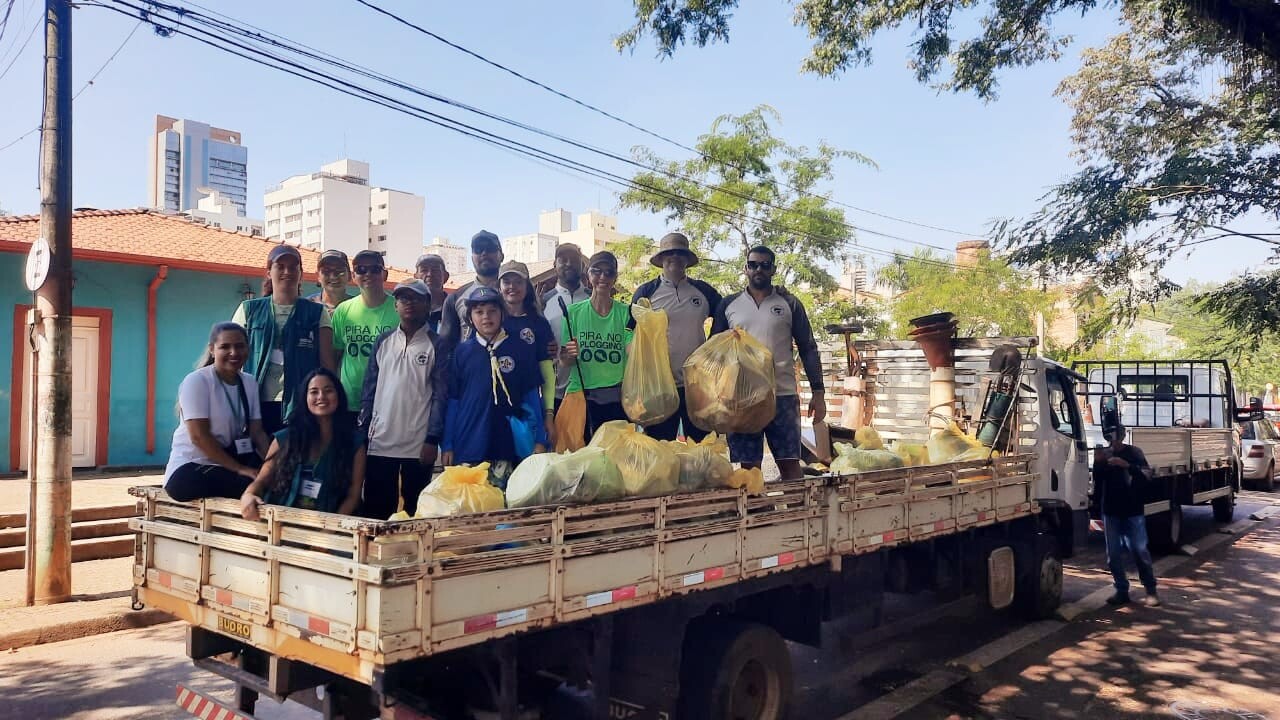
683;329;776;434
622;301;679;427
925;421;993;463
411;463;507;518
505;446;625;509
830;427;906;475
664;433;734;492
588;421;680;497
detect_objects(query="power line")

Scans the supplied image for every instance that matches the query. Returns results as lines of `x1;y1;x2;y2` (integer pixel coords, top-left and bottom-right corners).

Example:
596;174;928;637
0;9;37;82
350;0;983;241
90;0;988;278
0;0;17;44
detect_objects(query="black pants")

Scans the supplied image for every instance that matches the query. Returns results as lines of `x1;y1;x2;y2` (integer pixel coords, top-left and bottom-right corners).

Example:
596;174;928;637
165;463;252;502
585;398;629;440
643;386;708;443
261;401;285;435
364;455;434;520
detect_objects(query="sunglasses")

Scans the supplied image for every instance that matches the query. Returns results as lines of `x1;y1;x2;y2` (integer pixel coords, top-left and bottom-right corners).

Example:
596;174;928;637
746;260;775;271
354;264;385;275
473;245;502;255
319;267;348;277
588;266;617;277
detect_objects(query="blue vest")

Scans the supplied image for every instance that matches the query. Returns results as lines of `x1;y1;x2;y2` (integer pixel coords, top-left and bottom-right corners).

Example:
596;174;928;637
241;297;324;416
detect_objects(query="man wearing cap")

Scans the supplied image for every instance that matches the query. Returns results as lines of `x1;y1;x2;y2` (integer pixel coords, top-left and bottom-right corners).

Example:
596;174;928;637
359;279;447;519
233;244;337;433
308;250;356;311
710;245;825;481
541;243;590;410
1094;426;1160;607
414;253;451;333
440;230;504;356
560;251;633;436
332;250;399;411
631;232;723;442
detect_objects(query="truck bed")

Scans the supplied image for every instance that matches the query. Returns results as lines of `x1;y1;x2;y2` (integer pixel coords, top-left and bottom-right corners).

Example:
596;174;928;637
1126;427;1234;477
129;455;1038;685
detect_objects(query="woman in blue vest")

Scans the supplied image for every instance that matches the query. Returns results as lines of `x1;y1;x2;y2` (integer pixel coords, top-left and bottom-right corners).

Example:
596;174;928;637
240;367;366;519
232;244;337;434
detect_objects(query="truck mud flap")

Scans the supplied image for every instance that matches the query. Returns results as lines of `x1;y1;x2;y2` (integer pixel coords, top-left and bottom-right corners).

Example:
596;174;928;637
176;683;257;720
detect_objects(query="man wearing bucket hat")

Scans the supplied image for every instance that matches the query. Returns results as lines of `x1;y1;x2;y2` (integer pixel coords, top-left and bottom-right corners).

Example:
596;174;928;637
631;232;722;442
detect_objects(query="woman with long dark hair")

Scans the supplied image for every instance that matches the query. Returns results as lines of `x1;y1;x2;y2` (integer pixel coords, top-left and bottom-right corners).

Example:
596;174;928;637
499;260;557;447
239;368;365;519
165;322;271;501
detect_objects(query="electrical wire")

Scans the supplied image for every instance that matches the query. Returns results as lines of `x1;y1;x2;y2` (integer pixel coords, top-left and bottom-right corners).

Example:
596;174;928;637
350;0;982;240
89;0;990;276
0;9;38;82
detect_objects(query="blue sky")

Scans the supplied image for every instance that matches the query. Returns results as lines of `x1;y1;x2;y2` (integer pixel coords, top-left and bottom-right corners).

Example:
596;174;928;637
0;0;1272;283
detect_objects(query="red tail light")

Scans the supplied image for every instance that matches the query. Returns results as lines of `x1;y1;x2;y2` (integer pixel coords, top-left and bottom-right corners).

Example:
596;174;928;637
1248;446;1265;458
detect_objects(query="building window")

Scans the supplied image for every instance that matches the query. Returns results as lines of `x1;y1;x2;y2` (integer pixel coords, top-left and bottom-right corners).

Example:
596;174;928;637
378;219;387;225
378;235;386;242
378;203;387;210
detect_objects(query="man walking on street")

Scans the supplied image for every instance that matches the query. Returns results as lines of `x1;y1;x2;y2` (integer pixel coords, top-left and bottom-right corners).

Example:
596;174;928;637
332;250;399;410
414;253;451;333
1095;426;1161;607
541;243;589;411
359;280;447;519
440;230;503;355
308;249;356;311
632;232;722;442
711;246;826;481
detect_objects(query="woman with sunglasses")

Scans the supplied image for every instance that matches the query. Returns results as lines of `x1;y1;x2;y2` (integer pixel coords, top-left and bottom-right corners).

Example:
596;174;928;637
240;367;366;520
559;251;634;438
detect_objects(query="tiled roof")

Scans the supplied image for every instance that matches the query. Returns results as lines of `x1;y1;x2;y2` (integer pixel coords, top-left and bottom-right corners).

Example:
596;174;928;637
0;208;414;282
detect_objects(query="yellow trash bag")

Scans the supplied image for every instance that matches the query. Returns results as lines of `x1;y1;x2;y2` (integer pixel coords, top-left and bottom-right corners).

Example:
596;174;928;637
830;442;905;474
854;426;885;450
727;466;765;495
622;300;679;427
554;391;588;453
889;441;930;467
588;420;679;497
925;422;985;465
683;328;776;434
667;432;733;492
414;463;506;517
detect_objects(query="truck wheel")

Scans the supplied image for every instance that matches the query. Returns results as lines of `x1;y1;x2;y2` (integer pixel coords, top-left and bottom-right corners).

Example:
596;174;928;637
1148;502;1183;552
680;620;793;720
1212;488;1236;523
1016;544;1063;620
1262;462;1276;493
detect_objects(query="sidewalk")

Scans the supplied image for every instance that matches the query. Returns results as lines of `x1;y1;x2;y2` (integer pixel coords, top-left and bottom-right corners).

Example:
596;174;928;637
911;515;1280;719
0;472;171;650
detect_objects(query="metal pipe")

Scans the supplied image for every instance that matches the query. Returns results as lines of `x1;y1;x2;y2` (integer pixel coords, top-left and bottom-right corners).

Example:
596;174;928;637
145;265;169;454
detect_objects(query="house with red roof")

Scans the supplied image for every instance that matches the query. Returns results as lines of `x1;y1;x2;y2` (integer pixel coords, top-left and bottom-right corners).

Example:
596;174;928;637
0;208;413;471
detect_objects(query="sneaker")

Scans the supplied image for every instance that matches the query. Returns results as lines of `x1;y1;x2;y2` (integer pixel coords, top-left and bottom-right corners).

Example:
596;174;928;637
1105;592;1131;606
1143;593;1161;607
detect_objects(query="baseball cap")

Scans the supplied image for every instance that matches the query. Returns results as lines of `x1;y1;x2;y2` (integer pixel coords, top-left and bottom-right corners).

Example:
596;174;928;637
392;279;431;300
317;249;349;269
471;230;501;253
353;249;384;266
554;242;584;263
498;260;530;280
587;251;618;272
415;253;446;271
267;244;302;265
464;285;503;307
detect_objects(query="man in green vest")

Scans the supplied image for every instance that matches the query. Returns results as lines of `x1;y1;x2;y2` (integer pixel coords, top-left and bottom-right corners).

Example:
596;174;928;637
332;249;400;410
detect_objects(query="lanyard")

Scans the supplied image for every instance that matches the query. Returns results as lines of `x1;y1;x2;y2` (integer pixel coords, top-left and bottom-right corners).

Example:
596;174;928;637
219;378;249;437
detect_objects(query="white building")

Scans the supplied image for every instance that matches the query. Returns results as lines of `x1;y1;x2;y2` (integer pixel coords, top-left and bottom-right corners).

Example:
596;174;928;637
184;189;263;235
263;159;424;270
148;115;248;215
423;236;469;275
500;209;630;263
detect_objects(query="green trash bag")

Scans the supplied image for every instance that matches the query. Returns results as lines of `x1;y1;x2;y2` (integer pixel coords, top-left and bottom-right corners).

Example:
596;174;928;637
504;447;626;508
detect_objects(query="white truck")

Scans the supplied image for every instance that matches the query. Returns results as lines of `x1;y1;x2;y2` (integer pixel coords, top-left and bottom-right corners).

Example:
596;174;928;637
130;334;1093;720
1073;360;1254;549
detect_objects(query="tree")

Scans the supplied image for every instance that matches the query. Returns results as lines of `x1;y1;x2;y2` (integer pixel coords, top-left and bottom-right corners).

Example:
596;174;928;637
615;0;1280;100
876;249;1057;338
616;105;875;334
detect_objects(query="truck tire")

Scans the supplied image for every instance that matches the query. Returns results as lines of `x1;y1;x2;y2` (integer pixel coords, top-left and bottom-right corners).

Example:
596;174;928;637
1148;502;1183;552
1262;462;1275;493
1212;487;1236;523
1016;543;1063;620
680;620;793;720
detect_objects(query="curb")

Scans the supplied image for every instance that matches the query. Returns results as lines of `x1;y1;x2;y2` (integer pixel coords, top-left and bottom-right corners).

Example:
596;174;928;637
0;606;175;651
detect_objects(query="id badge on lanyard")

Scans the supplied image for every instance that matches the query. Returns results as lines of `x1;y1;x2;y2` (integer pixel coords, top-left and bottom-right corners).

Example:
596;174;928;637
299;466;322;500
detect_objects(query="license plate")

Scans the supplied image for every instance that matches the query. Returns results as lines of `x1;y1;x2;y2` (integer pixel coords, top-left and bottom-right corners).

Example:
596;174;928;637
217;614;252;640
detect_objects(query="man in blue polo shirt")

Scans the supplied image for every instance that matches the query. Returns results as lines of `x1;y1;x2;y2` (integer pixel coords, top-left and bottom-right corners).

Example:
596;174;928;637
631;232;722;442
710;245;826;480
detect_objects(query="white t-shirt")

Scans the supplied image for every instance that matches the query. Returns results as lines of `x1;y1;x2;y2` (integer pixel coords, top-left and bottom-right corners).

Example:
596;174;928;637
164;366;263;483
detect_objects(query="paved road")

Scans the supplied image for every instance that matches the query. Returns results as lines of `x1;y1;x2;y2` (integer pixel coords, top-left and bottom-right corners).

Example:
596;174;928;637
0;491;1274;719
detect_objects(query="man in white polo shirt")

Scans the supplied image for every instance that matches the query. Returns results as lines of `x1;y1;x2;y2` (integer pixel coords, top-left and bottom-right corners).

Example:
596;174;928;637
710;245;826;480
359;279;448;519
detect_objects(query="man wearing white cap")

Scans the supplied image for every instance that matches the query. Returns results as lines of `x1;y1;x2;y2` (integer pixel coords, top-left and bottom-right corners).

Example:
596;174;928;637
631;232;722;442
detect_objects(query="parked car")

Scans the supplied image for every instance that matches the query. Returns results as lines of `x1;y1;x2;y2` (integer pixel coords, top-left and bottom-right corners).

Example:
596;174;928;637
1239;419;1280;491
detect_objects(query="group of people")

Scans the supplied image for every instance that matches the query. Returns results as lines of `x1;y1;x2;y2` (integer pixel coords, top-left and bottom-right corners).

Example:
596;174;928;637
162;229;828;521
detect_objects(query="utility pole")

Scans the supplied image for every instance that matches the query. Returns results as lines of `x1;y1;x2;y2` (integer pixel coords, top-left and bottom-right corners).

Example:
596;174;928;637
32;0;73;605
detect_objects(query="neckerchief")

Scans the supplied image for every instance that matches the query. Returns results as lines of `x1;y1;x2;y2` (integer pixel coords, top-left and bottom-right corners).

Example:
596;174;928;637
475;330;514;407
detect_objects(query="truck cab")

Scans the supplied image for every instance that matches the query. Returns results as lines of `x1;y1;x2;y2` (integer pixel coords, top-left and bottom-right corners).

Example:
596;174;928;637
1021;357;1092;557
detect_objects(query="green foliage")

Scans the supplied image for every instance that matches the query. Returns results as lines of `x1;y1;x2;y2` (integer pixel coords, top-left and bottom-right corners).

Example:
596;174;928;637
876;249;1057;338
616;105;874;335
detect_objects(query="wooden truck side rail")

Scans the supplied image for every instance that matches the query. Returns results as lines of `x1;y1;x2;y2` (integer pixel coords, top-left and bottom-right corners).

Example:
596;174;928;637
129;454;1038;686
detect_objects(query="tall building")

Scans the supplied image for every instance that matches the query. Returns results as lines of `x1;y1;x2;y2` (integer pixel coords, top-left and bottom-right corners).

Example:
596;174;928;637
500;208;629;264
262;159;425;270
423;236;469;275
148;115;248;215
184;189;263;236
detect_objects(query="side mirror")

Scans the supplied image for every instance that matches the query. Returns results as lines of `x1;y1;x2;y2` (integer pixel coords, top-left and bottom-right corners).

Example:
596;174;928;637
1236;396;1265;422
